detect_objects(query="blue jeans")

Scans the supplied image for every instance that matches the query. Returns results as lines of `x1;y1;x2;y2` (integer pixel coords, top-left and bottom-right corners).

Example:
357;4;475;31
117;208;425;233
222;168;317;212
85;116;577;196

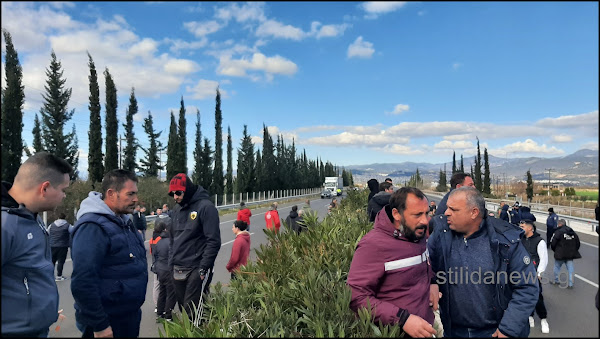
447;326;497;337
554;259;574;287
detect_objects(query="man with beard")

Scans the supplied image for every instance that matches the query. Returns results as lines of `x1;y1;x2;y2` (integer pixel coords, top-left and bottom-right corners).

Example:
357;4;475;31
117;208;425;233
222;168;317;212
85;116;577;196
347;187;438;338
428;187;538;338
71;169;148;337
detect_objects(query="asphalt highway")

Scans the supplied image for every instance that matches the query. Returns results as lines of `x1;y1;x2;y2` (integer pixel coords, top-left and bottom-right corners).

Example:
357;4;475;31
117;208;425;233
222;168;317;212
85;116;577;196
47;193;598;337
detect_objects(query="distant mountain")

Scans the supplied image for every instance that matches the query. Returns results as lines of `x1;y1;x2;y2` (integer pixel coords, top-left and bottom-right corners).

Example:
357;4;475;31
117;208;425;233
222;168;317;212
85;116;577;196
346;149;599;186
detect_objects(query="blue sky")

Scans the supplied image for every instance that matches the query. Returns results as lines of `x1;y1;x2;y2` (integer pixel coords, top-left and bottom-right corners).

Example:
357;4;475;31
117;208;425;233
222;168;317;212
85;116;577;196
1;1;598;179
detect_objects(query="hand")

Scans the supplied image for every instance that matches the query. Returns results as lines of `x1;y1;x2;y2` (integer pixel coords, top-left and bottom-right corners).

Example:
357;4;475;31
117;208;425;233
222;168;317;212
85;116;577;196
199;268;207;280
402;314;437;338
492;329;508;338
429;284;441;311
94;326;113;338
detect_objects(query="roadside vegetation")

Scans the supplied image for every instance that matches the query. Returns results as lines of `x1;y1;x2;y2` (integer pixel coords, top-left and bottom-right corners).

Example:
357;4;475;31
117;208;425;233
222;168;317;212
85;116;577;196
159;189;414;337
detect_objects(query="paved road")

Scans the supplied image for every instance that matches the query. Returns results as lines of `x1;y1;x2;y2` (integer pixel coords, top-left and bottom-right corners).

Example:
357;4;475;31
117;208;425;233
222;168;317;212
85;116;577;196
47;193;599;337
49;195;340;338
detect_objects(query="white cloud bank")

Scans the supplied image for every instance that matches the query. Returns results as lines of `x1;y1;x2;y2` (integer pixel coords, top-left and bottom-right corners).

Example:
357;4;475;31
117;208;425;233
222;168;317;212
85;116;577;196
347;36;375;59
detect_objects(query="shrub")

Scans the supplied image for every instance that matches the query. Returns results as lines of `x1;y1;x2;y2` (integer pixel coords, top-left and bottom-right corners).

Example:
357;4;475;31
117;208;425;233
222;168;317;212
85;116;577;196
160;189;406;337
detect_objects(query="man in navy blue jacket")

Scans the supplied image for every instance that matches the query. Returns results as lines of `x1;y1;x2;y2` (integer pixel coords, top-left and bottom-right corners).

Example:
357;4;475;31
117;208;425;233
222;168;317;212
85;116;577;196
1;152;72;337
428;187;538;337
71;169;148;337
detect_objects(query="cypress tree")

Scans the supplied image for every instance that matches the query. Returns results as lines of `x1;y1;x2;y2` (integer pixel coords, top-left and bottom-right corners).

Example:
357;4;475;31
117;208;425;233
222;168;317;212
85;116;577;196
261;124;276;191
38;51;79;178
192;109;203;186
87;52;103;183
236;125;255;194
474;137;482;191
349;170;354;186
452;151;457;175
166;111;179;180
460;154;464;173
483;148;491;194
255;150;263;191
32;113;44;153
1;29;25;182
211;88;224;200
289;139;298;189
139;111;164;178
122;87;138;172
225;126;233;195
178;96;187;175
201;138;213;190
104;68;118;172
526;170;534;202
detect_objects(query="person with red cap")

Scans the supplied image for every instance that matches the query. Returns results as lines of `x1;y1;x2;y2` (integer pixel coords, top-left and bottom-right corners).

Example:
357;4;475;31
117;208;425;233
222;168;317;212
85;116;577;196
167;173;221;323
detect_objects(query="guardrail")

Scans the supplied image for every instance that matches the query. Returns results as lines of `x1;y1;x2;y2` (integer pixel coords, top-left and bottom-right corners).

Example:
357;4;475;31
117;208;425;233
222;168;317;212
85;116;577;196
145;188;322;225
425;191;599;236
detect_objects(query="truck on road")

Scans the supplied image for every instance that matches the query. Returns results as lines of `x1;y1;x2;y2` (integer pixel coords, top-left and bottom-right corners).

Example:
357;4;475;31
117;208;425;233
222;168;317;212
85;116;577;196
324;176;344;196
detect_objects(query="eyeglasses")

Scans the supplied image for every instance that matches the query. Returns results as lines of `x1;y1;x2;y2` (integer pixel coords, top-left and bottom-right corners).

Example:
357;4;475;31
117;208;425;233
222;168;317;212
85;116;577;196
169;190;184;197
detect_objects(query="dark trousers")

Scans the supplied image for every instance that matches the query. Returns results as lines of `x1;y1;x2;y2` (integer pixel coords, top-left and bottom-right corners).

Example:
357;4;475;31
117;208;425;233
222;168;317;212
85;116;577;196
51;247;68;276
157;270;177;318
531;280;548;319
79;309;141;337
172;267;213;320
546;227;556;247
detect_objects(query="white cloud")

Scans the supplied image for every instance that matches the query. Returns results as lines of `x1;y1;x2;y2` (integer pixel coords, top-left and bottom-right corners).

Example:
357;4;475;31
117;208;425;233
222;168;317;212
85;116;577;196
347;36;375;59
550;134;573;143
217;53;298;80
382;144;426;155
166;37;208;53
361;2;407;19
185;79;226;100
535;110;598;128
214;2;267;23
311;21;351;39
163;59;200;74
306;131;410;147
388;104;410;115
183;20;223;37
497;139;565;155
452;62;462;70
256;19;306;40
434;140;474;150
418;10;427;16
579;142;599;150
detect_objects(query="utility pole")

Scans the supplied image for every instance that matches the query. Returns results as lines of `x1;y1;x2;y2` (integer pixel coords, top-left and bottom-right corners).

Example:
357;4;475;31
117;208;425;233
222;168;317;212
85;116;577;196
545;168;553;196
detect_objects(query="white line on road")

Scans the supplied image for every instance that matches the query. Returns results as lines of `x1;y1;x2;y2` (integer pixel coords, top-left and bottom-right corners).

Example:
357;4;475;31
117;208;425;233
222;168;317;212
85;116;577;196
575;274;599;288
535;229;598;248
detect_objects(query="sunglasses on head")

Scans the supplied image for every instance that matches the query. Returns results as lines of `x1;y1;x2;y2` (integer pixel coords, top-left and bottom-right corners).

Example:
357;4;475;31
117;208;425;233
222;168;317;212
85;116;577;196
169;190;184;197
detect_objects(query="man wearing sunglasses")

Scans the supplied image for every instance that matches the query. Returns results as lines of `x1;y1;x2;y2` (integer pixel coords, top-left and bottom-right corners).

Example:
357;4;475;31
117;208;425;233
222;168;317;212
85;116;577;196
167;173;221;323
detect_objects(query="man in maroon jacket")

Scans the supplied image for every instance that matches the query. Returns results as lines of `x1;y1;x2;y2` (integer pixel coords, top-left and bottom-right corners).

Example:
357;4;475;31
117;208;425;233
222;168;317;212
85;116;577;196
347;187;438;338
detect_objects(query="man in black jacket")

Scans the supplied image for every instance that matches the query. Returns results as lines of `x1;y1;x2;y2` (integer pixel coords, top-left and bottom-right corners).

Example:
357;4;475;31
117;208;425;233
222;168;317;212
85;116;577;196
132;205;147;241
168;173;221;323
367;181;393;222
550;219;581;288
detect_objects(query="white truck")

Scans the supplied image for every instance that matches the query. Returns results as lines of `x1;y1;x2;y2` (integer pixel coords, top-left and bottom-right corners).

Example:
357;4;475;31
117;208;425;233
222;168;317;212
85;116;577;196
324;176;344;196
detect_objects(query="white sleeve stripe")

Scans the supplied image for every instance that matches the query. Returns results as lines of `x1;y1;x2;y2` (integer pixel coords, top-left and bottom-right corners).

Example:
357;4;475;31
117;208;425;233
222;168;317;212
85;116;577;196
384;250;428;271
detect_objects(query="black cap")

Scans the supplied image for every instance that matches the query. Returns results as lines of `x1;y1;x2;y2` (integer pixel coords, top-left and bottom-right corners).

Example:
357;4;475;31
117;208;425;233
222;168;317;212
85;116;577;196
548;207;554;213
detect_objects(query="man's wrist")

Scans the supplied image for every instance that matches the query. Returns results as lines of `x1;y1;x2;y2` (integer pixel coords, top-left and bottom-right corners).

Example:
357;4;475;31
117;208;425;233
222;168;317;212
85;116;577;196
198;268;207;277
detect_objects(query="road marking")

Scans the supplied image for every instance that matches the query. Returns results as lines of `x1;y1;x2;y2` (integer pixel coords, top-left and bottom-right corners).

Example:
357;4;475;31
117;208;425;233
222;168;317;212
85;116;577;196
535;229;598;248
221;233;255;246
575;274;599;288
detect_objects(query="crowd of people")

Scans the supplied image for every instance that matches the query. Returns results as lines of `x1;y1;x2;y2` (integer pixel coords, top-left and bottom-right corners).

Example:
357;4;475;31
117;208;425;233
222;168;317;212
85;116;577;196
1;153;594;338
354;173;592;337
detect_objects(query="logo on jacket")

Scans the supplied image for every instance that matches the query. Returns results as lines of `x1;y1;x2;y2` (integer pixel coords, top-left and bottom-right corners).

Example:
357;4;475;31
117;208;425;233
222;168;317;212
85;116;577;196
190;211;198;220
27;232;33;240
523;256;530;265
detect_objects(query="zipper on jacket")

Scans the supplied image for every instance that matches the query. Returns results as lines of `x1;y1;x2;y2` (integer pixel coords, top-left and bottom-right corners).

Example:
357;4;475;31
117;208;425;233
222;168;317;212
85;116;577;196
24;277;30;294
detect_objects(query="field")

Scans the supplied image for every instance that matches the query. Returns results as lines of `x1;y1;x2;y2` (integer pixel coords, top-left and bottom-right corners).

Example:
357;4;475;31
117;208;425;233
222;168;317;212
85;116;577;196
576;190;599;200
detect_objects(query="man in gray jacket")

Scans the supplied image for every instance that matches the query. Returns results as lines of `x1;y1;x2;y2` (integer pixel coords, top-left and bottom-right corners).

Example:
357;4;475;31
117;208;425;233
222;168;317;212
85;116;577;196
1;152;72;337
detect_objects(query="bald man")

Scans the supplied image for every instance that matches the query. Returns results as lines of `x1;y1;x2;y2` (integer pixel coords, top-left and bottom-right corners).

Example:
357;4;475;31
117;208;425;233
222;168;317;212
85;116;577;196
2;152;72;337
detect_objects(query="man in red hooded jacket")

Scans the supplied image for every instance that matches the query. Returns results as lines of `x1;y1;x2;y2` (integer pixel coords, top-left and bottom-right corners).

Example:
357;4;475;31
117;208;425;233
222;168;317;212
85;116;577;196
264;202;281;233
237;202;252;231
347;187;438;338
